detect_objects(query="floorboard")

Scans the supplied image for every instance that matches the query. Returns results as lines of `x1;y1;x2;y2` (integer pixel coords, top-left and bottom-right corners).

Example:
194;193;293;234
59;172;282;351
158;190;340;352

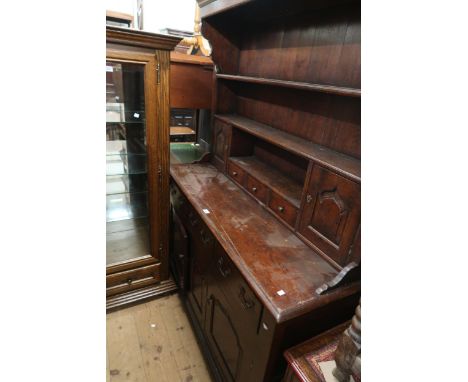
107;293;213;382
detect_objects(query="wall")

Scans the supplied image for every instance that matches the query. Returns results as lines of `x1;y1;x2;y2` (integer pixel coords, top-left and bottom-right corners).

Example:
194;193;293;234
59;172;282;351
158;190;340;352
106;0;196;33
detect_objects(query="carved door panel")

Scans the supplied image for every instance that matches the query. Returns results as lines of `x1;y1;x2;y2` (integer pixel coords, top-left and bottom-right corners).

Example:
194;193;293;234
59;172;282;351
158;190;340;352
205;284;245;382
187;217;214;326
213;119;230;171
299;165;360;267
204;242;263;382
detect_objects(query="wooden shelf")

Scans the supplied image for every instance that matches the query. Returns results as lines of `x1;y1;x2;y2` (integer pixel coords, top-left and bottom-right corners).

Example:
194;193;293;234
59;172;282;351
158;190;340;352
229;156;303;208
216;74;361;97
216;114;361;182
170;126;195;136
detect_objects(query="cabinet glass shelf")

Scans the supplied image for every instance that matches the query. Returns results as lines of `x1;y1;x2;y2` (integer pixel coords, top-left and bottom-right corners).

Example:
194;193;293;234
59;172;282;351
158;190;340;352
106;140;146;155
106;154;147;175
107;174;147;196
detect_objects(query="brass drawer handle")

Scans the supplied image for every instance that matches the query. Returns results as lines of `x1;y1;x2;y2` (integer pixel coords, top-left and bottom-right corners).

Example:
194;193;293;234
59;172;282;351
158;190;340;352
278;206;284;213
200;229;211;245
189;211;198;226
238;286;254;309
217;256;231;278
252;187;257;193
127;278;132;285
232;171;238;176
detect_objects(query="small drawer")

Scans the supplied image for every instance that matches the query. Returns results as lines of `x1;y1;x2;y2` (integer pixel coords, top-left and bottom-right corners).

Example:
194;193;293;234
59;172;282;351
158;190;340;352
268;191;299;228
246;175;268;204
227;160;246;185
106;263;160;296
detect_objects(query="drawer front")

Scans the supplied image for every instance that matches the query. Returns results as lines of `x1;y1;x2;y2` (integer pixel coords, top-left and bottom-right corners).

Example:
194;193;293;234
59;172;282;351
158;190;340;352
298;165;360;267
268;191;298;228
106;263;160;297
245;175;269;204
227;160;246;186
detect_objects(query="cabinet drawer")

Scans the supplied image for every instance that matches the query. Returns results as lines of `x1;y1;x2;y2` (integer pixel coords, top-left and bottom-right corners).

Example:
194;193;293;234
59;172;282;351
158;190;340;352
106;264;160;296
245;175;268;204
227;160;246;186
268;191;298;228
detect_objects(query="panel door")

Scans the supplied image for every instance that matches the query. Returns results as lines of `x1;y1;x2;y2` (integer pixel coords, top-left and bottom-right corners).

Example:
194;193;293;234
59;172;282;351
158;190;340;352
187;215;214;326
170;208;189;291
298;165;360;267
212;119;230;171
204;243;264;382
205;282;246;382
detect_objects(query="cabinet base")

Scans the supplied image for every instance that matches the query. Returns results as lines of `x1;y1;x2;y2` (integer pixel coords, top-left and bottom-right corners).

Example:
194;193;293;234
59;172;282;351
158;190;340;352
106;279;178;312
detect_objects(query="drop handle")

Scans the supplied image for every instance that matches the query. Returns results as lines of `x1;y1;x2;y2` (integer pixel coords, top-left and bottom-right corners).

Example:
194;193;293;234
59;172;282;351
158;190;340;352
127;278;133;285
277;206;285;213
217;256;231;278
238;286;254;309
252;187;257;193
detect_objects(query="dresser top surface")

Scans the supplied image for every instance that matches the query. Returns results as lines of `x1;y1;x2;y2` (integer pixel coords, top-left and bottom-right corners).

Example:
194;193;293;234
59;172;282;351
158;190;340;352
170;163;359;323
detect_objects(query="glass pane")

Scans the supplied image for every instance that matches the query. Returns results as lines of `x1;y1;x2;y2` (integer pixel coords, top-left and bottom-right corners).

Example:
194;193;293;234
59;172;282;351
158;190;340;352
106;192;148;222
106;61;151;264
106;218;150;265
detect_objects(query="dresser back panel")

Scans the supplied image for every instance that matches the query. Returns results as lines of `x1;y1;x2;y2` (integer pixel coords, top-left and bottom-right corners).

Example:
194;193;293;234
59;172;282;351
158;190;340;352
238;4;360;88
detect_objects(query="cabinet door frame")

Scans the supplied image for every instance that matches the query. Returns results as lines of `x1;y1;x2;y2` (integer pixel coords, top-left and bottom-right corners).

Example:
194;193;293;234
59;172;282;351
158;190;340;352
106;48;168;275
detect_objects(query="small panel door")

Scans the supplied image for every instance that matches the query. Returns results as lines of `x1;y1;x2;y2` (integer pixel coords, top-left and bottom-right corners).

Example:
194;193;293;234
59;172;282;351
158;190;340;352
213;119;230;171
299;165;360;267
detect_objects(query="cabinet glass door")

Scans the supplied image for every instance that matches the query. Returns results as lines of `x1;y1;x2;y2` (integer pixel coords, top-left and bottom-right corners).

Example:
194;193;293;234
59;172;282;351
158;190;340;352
106;61;150;265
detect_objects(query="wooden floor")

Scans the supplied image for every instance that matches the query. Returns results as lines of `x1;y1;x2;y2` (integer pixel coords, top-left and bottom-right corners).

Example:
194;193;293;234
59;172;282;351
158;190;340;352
107;293;213;382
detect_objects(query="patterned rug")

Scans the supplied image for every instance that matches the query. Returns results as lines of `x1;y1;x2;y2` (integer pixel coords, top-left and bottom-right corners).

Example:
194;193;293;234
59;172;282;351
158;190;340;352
304;339;360;382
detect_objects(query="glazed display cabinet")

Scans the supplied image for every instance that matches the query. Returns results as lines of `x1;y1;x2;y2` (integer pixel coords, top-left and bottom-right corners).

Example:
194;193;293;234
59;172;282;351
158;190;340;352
106;26;181;310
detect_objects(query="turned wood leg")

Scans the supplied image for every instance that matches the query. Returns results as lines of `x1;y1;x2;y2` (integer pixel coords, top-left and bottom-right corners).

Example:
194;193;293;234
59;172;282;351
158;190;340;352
333;300;361;381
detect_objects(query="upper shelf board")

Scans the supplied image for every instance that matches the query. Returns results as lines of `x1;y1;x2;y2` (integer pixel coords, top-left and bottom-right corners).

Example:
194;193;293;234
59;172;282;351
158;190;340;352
217;74;361;97
215;114;361;183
